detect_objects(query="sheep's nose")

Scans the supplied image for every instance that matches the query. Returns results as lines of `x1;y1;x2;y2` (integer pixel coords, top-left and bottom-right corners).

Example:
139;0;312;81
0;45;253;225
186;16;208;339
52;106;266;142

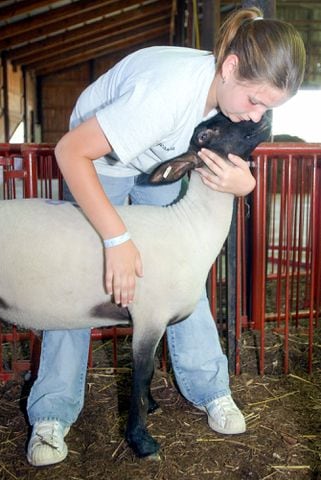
197;129;214;145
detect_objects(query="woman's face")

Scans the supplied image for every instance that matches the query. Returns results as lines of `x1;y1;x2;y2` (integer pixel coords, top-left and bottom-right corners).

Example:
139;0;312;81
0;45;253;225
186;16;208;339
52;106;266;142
216;55;290;123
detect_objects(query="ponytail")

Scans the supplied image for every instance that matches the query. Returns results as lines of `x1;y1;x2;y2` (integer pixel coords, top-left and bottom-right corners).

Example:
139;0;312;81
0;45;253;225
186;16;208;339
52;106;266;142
215;8;306;95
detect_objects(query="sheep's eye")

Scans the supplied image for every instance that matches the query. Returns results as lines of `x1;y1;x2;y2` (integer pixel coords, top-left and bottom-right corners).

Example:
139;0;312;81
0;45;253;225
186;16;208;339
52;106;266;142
197;132;208;143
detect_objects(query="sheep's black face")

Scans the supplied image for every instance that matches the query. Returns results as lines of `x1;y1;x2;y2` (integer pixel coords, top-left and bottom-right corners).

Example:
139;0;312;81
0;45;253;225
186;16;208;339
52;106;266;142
149;112;271;184
189;112;271;160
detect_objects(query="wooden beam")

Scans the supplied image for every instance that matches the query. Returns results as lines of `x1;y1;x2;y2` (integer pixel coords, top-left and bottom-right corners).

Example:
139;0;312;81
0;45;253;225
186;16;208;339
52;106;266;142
33;23;169;72
36;28;169;76
0;0;159;49
201;0;221;51
0;0;58;21
8;2;171;64
1;0;111;40
1;53;10;142
14;14;171;69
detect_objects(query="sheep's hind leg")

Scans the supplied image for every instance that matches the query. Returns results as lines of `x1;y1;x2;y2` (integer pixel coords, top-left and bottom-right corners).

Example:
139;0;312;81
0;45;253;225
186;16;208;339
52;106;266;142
147;390;159;414
125;327;164;459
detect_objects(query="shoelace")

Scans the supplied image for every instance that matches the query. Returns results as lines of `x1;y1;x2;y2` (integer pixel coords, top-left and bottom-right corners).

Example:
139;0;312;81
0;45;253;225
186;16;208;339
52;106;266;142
35;423;62;449
214;397;238;415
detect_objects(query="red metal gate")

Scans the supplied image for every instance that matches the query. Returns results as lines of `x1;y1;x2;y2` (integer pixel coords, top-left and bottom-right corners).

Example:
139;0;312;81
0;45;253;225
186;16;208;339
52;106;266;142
1;142;321;380
251;144;321;374
0;143;167;380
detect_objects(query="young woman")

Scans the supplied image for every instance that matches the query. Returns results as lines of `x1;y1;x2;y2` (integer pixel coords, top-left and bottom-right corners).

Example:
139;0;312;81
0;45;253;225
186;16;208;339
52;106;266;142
26;7;306;466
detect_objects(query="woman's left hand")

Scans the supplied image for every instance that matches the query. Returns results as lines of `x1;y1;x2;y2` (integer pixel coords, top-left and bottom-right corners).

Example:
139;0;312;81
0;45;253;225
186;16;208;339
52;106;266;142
195;148;256;197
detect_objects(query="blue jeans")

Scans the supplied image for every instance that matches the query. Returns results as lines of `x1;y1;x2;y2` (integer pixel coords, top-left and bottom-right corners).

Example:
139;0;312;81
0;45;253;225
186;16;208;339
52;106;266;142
27;173;230;426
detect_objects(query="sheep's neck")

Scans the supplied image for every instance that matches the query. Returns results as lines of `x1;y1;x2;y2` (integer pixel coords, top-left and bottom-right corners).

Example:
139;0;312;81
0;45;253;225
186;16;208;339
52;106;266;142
167;171;234;261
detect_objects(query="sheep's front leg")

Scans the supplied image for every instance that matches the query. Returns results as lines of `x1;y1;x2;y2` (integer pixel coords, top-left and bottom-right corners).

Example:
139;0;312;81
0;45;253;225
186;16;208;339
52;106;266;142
125;328;163;458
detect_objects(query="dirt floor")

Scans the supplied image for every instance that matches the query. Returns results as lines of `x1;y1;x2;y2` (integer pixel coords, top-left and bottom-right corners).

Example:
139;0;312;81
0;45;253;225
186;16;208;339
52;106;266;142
1;328;321;480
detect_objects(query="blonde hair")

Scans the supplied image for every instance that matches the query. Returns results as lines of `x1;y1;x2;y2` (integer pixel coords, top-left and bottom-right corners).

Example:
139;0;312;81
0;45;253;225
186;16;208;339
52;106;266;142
215;7;306;96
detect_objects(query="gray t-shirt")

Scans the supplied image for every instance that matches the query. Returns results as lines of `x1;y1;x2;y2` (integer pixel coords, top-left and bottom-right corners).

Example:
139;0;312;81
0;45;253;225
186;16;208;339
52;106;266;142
70;46;217;177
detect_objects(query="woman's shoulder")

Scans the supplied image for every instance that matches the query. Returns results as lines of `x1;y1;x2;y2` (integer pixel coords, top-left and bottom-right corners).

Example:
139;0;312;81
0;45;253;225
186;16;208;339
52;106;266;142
134;45;213;69
117;46;212;77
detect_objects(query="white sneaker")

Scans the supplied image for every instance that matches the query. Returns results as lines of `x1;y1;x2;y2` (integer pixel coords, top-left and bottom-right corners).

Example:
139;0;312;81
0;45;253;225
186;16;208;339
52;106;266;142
27;420;70;467
197;394;246;434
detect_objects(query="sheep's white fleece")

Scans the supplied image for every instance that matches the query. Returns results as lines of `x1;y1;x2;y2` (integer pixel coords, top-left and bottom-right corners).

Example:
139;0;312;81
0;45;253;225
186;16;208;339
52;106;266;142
0;172;233;330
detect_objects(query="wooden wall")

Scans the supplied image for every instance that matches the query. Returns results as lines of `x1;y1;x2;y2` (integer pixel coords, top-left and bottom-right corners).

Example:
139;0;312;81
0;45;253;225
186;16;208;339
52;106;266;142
3;2;319;144
40;63;91;144
277;4;321;87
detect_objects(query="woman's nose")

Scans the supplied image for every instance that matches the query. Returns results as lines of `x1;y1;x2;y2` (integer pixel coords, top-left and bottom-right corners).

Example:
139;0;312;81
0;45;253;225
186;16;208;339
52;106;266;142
249;106;266;123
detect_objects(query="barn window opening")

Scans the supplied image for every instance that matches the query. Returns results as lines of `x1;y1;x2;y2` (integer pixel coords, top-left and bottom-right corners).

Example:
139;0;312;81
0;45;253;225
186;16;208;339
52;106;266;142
9;121;24;143
272;89;321;142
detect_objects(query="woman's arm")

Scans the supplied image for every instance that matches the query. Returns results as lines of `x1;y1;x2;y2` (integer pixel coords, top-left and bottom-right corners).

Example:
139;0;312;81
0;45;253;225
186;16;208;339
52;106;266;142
55;116;143;307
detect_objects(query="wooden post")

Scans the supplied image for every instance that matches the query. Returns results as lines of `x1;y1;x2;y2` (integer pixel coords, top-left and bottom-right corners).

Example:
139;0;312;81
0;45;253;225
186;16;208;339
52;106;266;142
242;0;276;18
201;0;221;51
2;52;9;142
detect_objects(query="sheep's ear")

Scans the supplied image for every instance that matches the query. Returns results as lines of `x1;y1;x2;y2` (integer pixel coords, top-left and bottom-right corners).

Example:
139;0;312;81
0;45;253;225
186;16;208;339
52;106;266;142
149;154;200;184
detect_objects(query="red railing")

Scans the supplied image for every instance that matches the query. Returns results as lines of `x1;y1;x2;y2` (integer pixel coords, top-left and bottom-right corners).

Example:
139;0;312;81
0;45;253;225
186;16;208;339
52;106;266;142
251;144;321;374
0;143;166;380
1;142;321;380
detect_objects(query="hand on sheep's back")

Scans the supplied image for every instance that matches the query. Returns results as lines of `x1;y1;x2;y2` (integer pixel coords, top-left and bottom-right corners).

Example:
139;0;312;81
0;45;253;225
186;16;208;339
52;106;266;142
104;240;143;307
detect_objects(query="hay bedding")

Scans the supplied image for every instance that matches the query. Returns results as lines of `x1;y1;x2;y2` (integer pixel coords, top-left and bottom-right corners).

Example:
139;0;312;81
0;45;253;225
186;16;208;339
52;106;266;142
0;330;321;480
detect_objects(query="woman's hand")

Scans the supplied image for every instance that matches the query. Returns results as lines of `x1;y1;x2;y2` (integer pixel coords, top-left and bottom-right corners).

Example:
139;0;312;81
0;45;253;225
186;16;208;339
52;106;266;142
196;148;256;197
105;240;143;307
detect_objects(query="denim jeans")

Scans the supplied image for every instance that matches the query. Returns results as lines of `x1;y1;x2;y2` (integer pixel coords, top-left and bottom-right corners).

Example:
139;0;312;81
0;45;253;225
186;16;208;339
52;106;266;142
27;173;230;426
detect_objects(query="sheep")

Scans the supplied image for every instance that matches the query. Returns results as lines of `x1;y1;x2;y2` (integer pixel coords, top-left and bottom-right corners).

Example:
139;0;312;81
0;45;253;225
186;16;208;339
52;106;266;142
0;112;271;459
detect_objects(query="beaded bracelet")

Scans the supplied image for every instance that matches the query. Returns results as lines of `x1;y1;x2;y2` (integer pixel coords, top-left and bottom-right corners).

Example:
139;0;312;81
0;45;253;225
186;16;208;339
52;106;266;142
103;231;131;248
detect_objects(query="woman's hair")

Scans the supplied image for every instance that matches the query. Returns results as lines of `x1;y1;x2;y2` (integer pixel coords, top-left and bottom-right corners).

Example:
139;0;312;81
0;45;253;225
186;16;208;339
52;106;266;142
215;7;306;96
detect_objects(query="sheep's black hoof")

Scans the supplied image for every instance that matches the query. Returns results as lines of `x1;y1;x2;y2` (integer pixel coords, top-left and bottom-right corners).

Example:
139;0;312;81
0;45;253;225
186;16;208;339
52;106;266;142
126;427;160;459
148;396;159;414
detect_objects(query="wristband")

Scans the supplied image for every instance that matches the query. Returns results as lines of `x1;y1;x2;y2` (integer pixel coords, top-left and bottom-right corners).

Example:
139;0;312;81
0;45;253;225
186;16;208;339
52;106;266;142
103;231;131;248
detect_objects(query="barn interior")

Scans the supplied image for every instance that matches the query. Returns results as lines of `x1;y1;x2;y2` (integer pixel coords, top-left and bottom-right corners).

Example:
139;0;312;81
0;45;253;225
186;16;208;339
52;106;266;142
1;0;321;144
1;2;321;479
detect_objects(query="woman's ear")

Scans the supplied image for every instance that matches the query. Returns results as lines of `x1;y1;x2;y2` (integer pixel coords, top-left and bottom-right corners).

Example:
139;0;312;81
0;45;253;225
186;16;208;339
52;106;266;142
221;54;239;81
